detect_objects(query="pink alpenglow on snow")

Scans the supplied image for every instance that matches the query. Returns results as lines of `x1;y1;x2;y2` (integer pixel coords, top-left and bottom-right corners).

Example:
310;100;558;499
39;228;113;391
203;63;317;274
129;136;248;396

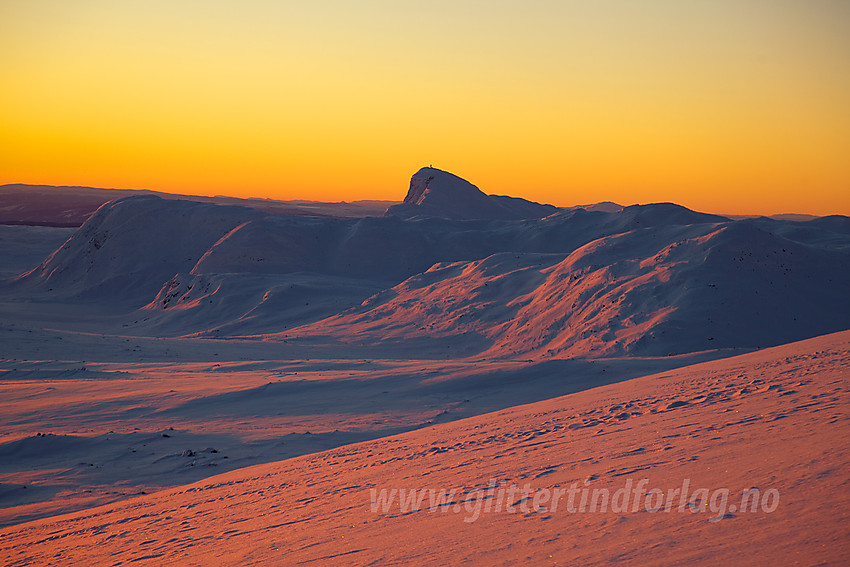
0;331;847;565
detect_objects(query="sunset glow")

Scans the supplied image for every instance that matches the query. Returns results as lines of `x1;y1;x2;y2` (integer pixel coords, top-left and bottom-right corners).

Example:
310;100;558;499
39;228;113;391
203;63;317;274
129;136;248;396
2;0;849;215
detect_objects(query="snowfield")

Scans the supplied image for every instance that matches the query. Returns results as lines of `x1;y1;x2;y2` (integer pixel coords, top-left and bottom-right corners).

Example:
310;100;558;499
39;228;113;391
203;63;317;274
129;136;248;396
1;330;847;565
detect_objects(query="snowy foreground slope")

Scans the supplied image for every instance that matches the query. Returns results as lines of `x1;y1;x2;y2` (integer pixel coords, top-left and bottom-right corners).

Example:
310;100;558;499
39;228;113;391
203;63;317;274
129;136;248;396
1;330;847;565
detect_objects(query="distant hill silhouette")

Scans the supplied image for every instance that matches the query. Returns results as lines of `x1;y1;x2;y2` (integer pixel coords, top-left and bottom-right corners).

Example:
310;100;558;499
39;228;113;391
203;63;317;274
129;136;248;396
0;183;397;226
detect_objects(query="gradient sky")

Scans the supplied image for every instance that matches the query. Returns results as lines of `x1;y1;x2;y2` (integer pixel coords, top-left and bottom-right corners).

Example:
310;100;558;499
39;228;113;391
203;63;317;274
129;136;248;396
2;1;848;215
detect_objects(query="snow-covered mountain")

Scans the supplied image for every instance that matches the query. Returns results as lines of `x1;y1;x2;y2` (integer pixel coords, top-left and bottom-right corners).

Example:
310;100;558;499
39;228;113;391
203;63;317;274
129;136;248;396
305;220;850;357
6;168;850;357
14;196;263;301
385;167;557;220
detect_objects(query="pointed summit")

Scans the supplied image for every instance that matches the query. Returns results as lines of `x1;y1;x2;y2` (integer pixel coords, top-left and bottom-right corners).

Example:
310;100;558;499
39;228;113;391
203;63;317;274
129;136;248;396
386;167;557;220
402;167;482;206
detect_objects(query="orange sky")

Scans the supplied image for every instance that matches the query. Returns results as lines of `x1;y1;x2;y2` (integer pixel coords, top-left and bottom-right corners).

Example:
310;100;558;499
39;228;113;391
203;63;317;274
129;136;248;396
1;1;849;215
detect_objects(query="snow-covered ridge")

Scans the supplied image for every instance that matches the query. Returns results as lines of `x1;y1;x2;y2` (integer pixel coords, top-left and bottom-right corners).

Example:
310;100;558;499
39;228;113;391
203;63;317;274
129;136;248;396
307;220;850;357
5;168;850;357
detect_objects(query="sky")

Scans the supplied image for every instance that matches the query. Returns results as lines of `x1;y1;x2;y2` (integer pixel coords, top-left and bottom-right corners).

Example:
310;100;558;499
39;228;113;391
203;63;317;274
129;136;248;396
1;0;849;215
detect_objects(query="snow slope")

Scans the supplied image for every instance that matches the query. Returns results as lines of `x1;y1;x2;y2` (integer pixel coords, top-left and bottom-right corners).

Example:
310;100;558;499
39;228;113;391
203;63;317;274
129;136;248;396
12;196;263;301
0;320;724;526
1;330;847;565
297;219;850;357
0;225;76;278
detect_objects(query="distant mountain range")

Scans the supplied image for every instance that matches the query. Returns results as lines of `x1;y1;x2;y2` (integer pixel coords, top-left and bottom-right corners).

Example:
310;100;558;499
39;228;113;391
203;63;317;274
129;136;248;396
1;172;820;227
5;167;849;359
0;183;398;226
